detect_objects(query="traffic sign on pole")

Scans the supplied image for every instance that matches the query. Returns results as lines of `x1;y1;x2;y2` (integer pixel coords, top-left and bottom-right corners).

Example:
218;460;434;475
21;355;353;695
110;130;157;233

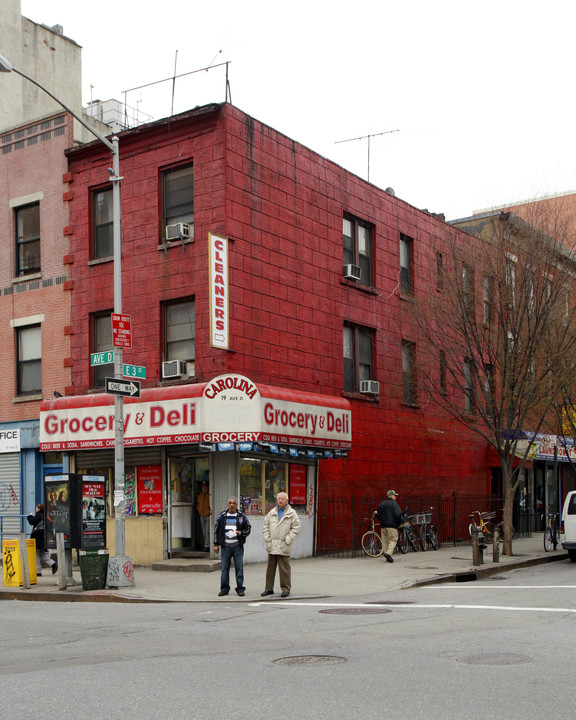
112;313;132;348
90;350;114;366
105;377;141;397
123;364;146;379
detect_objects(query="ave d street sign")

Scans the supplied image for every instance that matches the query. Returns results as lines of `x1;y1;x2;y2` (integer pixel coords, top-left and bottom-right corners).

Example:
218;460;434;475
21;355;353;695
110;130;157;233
105;377;141;397
90;353;146;378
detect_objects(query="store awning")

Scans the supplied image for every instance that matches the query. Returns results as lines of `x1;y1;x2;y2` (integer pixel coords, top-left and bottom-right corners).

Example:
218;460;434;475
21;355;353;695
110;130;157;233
39;373;352;454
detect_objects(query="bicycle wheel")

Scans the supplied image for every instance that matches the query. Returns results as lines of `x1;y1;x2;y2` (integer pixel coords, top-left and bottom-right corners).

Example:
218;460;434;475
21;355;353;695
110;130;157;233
397;528;409;554
419;524;427;551
543;527;553;552
406;527;419;551
428;525;439;550
361;531;383;557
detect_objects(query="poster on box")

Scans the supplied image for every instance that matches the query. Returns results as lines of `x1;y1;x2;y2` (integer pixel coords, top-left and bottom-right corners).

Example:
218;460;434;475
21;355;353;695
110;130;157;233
125;471;136;517
137;465;163;514
289;465;307;504
45;476;71;549
81;476;106;549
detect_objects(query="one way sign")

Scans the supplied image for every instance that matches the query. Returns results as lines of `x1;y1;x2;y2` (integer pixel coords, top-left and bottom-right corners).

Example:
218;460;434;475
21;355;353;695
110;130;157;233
105;377;141;397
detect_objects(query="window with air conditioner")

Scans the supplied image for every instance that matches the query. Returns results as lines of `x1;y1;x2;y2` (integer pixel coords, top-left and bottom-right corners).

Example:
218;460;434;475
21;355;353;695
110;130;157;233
163;299;195;378
343;323;374;393
162;164;194;241
343;214;373;286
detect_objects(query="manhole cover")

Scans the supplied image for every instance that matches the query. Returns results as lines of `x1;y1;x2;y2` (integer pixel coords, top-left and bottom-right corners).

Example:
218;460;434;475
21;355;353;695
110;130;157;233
273;655;347;666
319;608;391;615
459;653;531;666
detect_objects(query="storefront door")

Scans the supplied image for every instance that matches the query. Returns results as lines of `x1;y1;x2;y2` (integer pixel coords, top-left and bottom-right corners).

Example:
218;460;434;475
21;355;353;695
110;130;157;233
168;456;209;554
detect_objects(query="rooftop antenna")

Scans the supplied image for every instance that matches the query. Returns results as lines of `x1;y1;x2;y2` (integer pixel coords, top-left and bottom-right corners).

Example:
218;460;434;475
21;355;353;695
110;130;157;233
171;50;178;116
335;129;399;182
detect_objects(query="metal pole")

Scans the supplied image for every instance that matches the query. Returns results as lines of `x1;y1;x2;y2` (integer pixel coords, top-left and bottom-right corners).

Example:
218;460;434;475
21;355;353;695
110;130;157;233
111;137;125;558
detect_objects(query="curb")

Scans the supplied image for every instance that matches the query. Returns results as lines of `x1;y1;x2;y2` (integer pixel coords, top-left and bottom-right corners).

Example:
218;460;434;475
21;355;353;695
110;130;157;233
410;551;569;587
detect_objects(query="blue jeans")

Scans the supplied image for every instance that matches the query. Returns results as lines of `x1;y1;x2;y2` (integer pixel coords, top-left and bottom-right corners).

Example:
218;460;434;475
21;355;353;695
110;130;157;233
220;544;245;593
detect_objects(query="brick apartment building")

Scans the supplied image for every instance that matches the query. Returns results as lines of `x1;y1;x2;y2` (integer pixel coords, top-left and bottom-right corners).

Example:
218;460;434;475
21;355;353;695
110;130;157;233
37;102;496;565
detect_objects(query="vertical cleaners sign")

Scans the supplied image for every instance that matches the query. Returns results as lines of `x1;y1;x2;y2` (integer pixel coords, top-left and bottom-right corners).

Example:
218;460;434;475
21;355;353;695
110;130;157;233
209;233;229;349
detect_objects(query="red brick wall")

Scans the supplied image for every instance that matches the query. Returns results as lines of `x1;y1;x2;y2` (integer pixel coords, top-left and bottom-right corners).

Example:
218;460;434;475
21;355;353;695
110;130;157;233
66;104;489;498
0;114;72;421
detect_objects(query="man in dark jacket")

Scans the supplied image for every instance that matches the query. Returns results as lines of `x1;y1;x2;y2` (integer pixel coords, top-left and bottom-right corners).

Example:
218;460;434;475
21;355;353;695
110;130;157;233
376;489;402;563
214;497;251;597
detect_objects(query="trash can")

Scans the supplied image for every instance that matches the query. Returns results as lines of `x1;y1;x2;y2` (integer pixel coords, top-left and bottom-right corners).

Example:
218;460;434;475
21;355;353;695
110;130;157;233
79;548;109;590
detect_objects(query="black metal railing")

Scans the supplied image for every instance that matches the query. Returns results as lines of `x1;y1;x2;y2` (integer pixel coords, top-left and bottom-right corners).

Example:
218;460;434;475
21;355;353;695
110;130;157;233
315;493;532;557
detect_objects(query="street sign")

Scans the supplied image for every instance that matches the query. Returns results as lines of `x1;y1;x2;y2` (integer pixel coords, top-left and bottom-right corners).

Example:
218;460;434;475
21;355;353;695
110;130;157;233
90;350;114;367
123;363;146;379
105;377;141;397
112;313;132;348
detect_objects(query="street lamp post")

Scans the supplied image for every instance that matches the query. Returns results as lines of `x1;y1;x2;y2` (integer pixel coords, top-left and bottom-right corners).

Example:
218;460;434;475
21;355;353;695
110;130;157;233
0;54;133;586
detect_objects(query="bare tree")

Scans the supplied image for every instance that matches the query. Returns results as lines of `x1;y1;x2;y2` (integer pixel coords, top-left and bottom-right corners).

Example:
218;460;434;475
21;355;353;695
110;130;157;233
412;210;576;554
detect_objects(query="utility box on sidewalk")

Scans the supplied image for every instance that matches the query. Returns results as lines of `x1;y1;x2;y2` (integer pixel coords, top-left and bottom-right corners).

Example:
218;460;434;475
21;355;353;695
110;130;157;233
3;539;37;586
79;548;109;591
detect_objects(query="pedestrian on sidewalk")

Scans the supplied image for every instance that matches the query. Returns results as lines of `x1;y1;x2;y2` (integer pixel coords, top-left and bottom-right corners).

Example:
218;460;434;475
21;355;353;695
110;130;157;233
261;491;301;598
213;497;251;597
196;480;211;551
376;490;402;563
27;503;57;576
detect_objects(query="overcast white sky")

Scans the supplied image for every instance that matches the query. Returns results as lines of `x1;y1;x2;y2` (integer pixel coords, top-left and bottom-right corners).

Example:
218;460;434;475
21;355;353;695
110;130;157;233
20;0;576;220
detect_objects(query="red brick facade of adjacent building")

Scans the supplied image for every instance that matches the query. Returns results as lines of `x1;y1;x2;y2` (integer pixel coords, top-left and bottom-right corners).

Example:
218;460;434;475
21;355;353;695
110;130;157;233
0;113;73;421
65;103;490;498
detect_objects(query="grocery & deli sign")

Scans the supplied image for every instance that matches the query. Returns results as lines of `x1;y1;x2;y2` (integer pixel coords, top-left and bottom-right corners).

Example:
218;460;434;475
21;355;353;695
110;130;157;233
39;374;351;451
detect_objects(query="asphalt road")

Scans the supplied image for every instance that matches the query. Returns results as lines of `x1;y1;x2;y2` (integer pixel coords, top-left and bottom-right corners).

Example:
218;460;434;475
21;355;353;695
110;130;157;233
2;561;575;720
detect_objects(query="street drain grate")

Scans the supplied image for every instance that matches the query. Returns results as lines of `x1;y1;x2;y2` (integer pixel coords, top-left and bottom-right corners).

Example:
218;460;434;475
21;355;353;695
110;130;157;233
459;653;531;666
319;607;392;615
273;655;347;666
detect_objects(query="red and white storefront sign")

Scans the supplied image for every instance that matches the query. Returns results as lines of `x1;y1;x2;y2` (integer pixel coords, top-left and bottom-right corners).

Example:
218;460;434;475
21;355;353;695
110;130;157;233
39;374;352;451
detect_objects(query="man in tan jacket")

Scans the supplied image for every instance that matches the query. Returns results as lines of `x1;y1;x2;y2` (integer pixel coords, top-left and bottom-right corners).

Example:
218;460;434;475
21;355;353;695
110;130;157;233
261;491;300;598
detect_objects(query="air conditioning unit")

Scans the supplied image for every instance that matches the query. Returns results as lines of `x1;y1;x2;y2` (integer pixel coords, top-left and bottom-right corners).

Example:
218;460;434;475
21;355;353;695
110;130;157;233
343;264;361;281
162;360;188;379
359;380;380;395
166;223;190;241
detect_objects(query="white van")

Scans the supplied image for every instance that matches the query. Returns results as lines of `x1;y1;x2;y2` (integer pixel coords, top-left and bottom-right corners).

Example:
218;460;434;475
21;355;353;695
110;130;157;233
561;490;576;562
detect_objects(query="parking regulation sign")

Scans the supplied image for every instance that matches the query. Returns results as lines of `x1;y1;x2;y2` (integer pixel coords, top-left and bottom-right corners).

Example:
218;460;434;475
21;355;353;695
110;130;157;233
112;313;132;348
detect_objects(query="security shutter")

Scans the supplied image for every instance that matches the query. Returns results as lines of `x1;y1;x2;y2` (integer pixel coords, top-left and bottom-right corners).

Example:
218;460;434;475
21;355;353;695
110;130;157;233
75;447;162;470
0;453;22;537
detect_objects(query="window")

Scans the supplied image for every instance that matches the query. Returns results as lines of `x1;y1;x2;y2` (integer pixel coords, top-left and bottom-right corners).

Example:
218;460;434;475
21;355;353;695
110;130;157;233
462;263;475;319
343;214;373;285
239;458;308;515
436;252;443;292
484;363;494;417
439;350;447;395
164;300;195;362
91;188;113;259
399;233;413;295
464;357;474;414
343;323;374;393
402;341;417;404
17;325;41;395
92;312;113;388
15;203;40;276
483;276;494;326
162;164;194;237
505;254;517;308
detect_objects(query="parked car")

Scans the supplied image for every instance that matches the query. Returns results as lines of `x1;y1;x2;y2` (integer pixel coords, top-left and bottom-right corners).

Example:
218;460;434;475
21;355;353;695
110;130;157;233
561;490;576;562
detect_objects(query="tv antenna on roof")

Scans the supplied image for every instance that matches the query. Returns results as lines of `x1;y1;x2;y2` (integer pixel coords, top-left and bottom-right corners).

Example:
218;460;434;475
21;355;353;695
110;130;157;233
335;129;399;182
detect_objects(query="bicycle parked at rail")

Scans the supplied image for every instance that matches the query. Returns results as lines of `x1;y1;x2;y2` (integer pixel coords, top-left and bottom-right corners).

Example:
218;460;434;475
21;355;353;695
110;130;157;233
415;508;439;550
397;510;419;553
468;510;514;544
542;511;560;552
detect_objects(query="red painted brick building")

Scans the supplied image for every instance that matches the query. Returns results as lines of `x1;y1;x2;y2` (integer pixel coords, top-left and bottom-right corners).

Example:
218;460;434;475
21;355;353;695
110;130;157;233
39;103;491;564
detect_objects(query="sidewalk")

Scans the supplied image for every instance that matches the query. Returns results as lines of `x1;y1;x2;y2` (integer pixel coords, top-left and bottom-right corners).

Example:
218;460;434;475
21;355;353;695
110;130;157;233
0;535;568;603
